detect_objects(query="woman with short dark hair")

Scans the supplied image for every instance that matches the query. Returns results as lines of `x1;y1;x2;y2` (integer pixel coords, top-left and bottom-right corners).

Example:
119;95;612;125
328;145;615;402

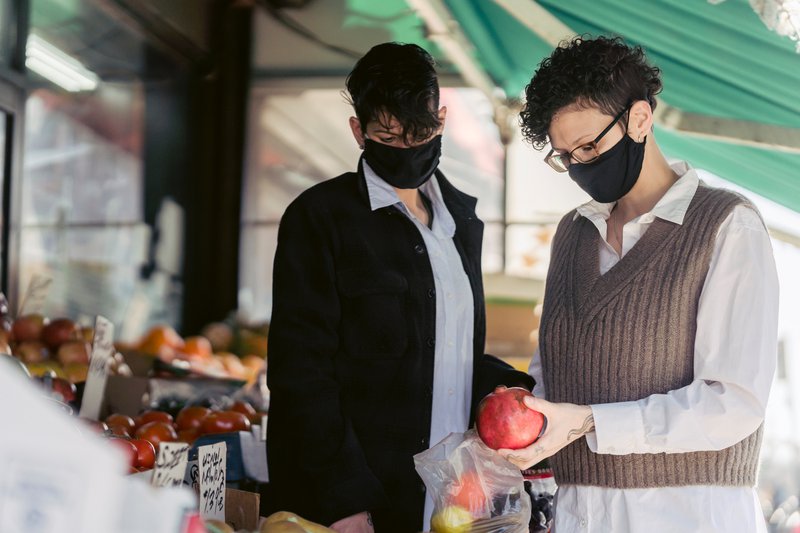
503;36;778;532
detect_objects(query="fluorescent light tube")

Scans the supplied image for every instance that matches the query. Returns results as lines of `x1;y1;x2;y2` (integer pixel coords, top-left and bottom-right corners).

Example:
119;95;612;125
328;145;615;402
25;34;99;92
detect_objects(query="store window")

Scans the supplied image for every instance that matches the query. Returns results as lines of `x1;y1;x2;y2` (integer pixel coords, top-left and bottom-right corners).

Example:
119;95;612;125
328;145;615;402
17;0;180;330
240;86;505;321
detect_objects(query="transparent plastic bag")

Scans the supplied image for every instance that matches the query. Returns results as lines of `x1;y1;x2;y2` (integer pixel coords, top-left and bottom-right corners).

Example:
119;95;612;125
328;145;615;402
414;430;531;533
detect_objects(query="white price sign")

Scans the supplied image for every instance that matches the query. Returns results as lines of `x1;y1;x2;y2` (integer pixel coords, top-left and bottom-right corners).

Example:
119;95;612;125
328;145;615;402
151;442;191;488
198;442;227;521
78;316;115;420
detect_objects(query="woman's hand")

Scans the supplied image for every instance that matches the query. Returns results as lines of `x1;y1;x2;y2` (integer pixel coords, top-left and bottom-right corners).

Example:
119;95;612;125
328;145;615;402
498;396;595;470
330;512;374;533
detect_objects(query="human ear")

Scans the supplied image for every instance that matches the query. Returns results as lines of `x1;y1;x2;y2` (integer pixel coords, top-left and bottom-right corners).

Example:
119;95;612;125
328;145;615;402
349;116;365;149
629;100;653;142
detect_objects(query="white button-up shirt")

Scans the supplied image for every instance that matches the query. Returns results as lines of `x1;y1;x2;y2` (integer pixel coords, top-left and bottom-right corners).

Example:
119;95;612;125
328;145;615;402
529;161;779;533
363;162;474;531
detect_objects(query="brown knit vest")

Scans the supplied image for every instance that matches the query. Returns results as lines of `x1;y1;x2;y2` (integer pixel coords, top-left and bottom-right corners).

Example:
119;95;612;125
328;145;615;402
539;184;764;488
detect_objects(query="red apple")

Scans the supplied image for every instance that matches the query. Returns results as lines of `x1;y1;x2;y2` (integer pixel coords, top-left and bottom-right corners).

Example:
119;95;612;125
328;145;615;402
56;340;91;366
475;387;545;450
12;314;48;343
42;318;80;350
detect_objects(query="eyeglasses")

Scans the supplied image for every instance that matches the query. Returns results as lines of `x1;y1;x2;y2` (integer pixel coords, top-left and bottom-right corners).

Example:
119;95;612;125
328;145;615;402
544;105;631;173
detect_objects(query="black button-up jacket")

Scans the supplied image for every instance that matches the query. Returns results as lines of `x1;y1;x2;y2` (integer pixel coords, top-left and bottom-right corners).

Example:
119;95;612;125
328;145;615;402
266;165;534;531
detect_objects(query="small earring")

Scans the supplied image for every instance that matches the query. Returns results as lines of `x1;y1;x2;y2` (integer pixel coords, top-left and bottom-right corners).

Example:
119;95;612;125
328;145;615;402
638;135;643;142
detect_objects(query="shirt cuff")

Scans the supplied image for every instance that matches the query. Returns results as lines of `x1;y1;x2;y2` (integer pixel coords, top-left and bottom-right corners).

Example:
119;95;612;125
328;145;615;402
588;402;645;455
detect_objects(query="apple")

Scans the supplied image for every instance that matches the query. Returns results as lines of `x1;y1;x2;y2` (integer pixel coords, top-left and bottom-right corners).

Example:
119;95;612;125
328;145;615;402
475;387;545;450
56;340;91;366
449;471;487;515
430;505;473;533
42;318;80;350
15;341;50;364
12;314;48;343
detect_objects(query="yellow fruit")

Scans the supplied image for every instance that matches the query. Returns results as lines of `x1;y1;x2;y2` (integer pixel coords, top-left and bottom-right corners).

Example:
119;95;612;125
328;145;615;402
431;505;473;533
262;511;335;532
260;520;307;533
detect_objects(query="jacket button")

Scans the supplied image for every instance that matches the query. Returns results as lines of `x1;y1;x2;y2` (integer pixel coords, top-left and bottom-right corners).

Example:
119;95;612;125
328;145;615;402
427;288;435;298
419;482;426;493
414;244;425;254
426;338;435;348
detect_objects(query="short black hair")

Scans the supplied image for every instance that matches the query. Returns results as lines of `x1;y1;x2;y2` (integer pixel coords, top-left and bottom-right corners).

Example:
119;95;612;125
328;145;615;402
519;35;663;150
345;42;441;143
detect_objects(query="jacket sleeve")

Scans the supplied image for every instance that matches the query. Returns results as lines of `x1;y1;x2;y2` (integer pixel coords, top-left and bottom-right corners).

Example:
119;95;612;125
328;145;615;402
267;199;387;523
474;353;536;407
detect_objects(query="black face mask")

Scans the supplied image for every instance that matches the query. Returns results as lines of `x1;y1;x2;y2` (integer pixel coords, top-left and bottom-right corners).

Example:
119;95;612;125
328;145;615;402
568;134;646;203
363;135;442;189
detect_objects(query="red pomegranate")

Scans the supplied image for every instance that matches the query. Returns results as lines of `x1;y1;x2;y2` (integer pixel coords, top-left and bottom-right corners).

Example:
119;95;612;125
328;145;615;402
475;387;545;450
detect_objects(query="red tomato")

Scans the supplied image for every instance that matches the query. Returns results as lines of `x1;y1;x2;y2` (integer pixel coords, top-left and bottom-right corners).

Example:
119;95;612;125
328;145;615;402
230;400;257;418
105;413;136;431
248;410;268;425
107;423;132;438
135;410;174;428
129;438;156;469
79;417;109;435
109;437;138;468
135;421;178;450
177;427;199;444
175;406;212;431
200;411;251;435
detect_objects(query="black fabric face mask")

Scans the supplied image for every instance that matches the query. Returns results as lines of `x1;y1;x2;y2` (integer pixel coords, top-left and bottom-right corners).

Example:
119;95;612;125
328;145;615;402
363;135;442;189
568;134;646;203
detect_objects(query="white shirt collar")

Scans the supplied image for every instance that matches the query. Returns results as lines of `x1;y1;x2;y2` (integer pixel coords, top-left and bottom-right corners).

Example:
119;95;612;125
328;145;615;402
574;160;700;226
363;159;456;238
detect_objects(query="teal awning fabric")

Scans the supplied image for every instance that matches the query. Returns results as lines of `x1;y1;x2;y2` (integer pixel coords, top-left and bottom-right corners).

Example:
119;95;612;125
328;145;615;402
442;0;800;212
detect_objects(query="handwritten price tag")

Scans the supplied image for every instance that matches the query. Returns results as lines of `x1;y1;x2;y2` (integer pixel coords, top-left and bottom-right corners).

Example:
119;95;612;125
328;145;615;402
79;316;115;420
198;442;226;521
151;442;190;488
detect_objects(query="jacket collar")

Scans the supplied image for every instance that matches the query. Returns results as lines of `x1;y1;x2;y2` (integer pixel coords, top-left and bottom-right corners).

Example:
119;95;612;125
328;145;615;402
354;156;478;223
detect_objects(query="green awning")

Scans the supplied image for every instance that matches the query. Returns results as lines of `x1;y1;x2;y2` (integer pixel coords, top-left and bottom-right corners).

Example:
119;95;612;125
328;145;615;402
442;0;800;212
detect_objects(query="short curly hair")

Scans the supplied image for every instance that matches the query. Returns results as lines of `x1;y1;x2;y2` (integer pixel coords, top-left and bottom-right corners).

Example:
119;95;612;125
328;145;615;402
519;35;663;150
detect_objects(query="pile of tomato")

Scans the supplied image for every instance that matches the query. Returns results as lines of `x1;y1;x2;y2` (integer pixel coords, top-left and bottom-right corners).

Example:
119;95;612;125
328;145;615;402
80;400;266;473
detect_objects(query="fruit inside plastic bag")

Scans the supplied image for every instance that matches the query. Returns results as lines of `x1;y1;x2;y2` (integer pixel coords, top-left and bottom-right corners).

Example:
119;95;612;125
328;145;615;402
414;430;531;533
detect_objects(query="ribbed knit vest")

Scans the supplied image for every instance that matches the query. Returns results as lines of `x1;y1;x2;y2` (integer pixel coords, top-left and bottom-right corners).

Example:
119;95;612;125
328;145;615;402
539;184;763;488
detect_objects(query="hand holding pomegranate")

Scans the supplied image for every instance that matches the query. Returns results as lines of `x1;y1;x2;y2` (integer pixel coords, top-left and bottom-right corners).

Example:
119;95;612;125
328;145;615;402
498;395;595;470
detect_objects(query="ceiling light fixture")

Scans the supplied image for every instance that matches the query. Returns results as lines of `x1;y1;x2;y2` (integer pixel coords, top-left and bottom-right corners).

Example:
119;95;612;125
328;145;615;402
25;34;99;92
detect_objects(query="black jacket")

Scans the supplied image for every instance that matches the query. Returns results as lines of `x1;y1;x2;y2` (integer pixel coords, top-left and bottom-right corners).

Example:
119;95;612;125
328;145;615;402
266;165;534;531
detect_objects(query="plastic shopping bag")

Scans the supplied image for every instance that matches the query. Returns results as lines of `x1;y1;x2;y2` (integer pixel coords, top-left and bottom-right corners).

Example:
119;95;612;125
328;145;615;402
414;430;531;533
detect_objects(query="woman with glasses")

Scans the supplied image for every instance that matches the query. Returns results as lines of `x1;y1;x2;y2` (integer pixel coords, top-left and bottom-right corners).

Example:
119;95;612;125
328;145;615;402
499;36;778;532
266;42;533;533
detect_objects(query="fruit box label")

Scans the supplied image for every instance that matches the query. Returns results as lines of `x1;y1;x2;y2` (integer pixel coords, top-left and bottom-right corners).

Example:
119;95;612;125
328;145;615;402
152;442;191;488
79;316;115;420
198;442;227;521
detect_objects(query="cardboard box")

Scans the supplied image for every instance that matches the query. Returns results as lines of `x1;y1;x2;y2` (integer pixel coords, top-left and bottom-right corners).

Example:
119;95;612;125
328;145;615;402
226;488;260;531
